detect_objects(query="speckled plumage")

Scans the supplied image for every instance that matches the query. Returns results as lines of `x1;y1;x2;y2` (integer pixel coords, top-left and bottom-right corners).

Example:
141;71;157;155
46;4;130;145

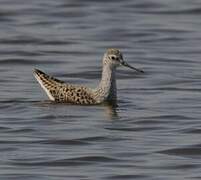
34;69;96;104
34;48;143;104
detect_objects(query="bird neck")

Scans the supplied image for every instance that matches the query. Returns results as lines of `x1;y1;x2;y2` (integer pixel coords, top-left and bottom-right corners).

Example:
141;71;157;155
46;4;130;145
94;64;117;103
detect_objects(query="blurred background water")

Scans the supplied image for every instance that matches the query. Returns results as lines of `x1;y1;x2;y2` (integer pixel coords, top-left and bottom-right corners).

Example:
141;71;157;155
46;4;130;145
1;0;201;179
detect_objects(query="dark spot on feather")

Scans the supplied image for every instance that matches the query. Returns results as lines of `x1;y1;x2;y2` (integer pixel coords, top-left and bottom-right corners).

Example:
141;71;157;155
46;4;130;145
50;90;56;94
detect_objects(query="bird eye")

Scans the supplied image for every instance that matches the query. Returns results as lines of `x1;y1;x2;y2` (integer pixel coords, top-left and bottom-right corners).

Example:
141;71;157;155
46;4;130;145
111;56;116;60
111;56;119;61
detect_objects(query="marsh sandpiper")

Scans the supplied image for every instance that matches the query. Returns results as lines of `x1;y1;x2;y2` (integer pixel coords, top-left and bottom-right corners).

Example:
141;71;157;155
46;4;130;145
34;48;144;104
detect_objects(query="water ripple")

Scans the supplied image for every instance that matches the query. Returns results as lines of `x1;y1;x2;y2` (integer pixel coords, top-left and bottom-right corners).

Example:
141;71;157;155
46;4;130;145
158;145;201;157
11;156;121;167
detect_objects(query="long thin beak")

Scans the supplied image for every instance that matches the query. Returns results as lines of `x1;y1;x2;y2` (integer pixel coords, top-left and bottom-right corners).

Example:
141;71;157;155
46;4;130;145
121;61;144;73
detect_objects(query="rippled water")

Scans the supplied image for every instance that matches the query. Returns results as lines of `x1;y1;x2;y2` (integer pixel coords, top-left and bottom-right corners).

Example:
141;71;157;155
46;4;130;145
1;0;201;179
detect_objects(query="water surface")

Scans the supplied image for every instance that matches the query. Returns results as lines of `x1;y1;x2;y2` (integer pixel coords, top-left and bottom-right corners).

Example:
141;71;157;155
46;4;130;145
1;0;201;179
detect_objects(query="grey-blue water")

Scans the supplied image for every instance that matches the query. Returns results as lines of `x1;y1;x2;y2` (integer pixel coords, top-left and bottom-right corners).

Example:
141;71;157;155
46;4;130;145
1;0;201;179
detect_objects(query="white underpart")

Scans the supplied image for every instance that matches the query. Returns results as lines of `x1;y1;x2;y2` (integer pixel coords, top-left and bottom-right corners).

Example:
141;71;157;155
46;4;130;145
34;73;55;101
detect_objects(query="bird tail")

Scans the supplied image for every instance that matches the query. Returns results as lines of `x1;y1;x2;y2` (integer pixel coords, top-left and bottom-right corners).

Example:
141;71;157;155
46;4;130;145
33;69;64;101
